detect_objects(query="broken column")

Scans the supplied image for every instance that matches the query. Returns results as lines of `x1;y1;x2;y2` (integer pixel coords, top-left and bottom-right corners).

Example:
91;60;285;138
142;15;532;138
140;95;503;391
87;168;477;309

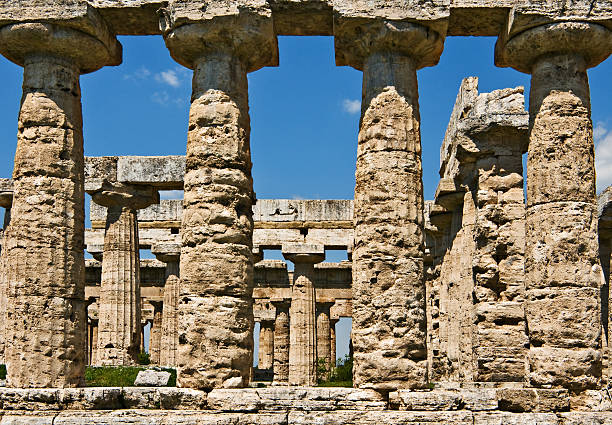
335;11;447;388
90;184;158;365
161;2;277;389
0;7;121;386
149;301;163;365
272;300;290;384
496;20;612;390
284;244;324;386
153;242;180;367
316;302;334;370
258;320;274;370
435;77;530;382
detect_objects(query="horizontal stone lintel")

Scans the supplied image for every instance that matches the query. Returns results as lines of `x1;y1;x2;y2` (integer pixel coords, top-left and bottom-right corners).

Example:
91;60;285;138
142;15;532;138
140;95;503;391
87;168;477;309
1;2;608;37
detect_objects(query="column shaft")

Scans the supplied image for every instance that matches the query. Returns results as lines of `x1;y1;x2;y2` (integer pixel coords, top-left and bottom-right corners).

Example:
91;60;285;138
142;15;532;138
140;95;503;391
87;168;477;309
96;206;141;365
179;52;254;389
91;322;99;365
524;53;601;390
289;262;318;386
330;319;338;367
353;51;427;389
2;55;86;387
259;321;274;370
316;304;332;371
273;302;290;384
150;302;163;365
160;260;179;366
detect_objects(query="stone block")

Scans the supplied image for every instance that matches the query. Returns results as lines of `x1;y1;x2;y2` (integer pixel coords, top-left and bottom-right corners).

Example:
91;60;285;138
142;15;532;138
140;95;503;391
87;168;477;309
390;389;498;411
134;370;171;387
473;412;559;425
287;410;473;424
496;388;570;413
116;156;185;189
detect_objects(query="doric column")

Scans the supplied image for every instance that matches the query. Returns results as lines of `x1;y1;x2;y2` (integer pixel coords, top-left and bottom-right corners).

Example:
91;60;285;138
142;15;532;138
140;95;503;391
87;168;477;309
149;301;163;365
0;185;12;364
496;21;612;391
90;184;158;366
89;319;99;366
272;300;290;384
316;302;334;371
0;15;121;387
259;320;275;370
330;318;339;367
335;20;445;389
153;243;180;367
284;244;325;386
161;4;277;390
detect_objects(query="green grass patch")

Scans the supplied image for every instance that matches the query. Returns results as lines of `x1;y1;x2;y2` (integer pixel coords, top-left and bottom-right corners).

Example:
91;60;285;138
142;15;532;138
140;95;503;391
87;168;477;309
85;366;177;387
317;354;353;387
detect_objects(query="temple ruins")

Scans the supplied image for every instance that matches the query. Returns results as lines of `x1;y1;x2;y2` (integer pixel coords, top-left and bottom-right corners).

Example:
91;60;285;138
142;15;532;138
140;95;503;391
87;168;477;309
1;0;612;423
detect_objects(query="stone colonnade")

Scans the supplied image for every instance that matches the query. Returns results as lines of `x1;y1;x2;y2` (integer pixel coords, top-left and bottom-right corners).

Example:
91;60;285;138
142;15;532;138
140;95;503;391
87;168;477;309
0;1;611;396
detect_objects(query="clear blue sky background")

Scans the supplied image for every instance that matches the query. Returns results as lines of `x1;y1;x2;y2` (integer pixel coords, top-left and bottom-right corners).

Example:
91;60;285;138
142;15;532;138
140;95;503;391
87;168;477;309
2;35;612;363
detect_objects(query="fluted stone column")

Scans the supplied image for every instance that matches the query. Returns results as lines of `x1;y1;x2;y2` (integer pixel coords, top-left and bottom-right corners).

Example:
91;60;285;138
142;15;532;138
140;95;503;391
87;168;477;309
259;321;274;370
316;302;334;370
284;244;324;386
161;6;277;389
150;301;163;365
336;22;444;389
153;244;180;367
330;318;338;367
272;300;290;384
89;319;99;365
496;22;612;391
0;191;11;364
91;185;158;366
0;20;120;387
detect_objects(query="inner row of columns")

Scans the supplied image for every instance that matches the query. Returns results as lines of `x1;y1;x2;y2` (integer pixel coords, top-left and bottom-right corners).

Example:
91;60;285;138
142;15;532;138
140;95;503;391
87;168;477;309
0;16;610;391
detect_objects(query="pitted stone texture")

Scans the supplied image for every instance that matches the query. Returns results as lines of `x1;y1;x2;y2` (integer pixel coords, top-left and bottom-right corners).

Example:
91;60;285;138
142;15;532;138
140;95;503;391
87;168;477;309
0;53;87;388
166;32;259;388
496;388;569;413
288;410;474;424
352;49;427;390
134;370;171;387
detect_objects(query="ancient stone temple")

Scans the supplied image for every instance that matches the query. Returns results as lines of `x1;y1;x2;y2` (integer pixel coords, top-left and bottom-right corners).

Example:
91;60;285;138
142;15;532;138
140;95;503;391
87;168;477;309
2;0;612;423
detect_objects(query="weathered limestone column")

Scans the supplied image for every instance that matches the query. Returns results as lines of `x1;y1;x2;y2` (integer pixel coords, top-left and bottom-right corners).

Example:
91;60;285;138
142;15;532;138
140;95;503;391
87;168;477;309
335;20;445;389
284;244;324;386
316;302;334;369
0;185;12;364
272;300;290;384
90;185;158;366
89;319;99;365
258;321;274;370
497;22;612;390
153;243;180;367
149;301;163;365
0;15;121;386
330;318;338;367
161;4;277;389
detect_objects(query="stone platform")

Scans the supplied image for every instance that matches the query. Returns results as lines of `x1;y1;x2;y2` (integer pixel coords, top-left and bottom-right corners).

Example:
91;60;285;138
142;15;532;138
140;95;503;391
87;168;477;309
0;387;611;424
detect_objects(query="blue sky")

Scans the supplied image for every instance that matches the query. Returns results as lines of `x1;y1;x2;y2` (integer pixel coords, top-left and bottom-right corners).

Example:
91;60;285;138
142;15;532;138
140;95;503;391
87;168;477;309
3;35;612;362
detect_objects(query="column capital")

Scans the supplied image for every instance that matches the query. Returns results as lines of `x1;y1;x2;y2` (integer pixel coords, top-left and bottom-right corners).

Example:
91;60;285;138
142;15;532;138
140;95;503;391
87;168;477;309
0;178;12;209
152;242;181;264
282;243;325;264
160;5;277;73
495;21;612;74
334;20;445;71
0;20;121;74
90;182;159;211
